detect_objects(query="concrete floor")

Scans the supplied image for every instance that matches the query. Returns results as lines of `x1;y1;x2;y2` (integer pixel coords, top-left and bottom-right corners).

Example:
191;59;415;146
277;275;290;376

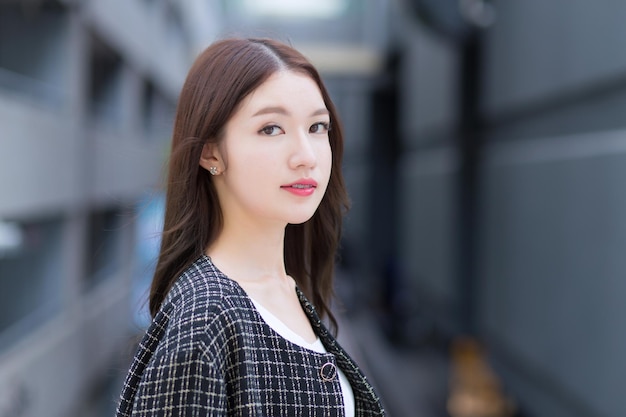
338;310;451;417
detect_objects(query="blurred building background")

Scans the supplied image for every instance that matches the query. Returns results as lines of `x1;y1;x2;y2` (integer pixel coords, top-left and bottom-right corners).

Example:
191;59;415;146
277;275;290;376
1;1;625;416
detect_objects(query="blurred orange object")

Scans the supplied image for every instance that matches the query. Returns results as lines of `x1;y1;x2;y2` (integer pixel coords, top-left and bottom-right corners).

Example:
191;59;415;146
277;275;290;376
447;337;517;417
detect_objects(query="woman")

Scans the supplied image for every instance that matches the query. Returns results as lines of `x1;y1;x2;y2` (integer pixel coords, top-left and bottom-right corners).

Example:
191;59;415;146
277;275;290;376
116;38;386;417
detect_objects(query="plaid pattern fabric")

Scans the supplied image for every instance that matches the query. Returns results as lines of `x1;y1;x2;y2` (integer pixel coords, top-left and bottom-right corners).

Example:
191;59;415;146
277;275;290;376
116;255;386;417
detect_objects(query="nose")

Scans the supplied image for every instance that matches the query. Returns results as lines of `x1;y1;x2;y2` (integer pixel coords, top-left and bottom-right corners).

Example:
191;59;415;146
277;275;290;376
289;129;317;169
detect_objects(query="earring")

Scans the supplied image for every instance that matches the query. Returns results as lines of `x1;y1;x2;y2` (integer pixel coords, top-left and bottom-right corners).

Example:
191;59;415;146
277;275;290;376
209;166;219;176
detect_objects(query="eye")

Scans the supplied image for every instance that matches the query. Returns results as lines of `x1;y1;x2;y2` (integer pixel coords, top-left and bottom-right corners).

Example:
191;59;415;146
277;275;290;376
309;122;331;134
259;124;284;136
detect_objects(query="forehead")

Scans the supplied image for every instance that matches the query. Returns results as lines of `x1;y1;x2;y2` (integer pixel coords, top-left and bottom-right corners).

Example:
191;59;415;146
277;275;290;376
238;70;326;114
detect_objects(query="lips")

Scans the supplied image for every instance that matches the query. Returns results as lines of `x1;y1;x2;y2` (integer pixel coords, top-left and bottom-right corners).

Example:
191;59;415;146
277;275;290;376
281;179;318;196
281;179;318;189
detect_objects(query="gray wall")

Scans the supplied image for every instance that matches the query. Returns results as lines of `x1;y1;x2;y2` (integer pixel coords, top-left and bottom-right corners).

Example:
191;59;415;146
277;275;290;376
395;1;626;416
477;2;626;416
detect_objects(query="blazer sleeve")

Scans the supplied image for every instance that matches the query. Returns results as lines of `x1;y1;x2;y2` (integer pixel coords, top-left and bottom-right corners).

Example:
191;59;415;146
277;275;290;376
130;346;227;416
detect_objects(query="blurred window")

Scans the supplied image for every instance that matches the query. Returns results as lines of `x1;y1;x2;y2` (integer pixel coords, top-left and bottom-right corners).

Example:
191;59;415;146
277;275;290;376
132;193;165;328
142;80;175;141
0;3;69;106
85;207;124;290
0;217;63;351
238;0;349;19
88;35;123;127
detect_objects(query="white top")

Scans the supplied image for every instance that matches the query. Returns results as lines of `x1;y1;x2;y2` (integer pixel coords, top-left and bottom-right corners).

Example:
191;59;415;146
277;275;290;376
250;298;356;417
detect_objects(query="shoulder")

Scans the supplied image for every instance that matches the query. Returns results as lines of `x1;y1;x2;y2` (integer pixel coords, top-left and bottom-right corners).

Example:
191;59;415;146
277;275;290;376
165;255;245;312
155;255;256;357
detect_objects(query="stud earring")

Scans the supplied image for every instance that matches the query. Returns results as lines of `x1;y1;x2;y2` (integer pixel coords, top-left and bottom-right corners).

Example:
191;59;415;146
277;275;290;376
209;166;219;176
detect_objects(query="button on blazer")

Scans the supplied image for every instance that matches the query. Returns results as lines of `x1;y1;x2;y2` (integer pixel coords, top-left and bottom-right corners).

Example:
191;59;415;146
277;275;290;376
116;255;386;417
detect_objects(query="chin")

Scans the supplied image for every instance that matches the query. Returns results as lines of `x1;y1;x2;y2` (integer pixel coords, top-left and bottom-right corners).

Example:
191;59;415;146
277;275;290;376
286;212;317;225
287;218;314;226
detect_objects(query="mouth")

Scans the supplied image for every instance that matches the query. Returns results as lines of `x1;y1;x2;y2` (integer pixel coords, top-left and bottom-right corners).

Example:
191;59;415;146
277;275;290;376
284;183;316;189
280;179;318;196
281;179;318;189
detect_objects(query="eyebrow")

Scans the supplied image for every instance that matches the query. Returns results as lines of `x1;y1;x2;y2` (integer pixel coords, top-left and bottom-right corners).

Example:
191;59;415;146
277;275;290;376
252;106;329;117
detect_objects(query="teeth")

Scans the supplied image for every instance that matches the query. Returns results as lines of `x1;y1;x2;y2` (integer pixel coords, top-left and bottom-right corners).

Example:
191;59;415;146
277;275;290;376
292;184;312;189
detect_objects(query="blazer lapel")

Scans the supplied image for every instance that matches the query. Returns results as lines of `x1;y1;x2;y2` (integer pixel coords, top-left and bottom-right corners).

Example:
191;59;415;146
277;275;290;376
296;288;385;416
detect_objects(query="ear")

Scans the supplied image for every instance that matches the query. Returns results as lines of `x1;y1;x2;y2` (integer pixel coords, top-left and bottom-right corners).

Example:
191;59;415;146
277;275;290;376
199;142;223;174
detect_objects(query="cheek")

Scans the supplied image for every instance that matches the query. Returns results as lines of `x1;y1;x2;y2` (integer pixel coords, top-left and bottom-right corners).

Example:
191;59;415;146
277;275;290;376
228;143;271;170
316;144;333;193
319;143;332;175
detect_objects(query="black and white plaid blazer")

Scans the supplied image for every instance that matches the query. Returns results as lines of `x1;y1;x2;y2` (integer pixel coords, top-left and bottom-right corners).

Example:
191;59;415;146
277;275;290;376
116;255;386;416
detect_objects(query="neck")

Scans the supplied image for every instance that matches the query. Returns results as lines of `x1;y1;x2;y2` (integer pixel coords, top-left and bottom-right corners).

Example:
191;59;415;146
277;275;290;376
207;217;287;284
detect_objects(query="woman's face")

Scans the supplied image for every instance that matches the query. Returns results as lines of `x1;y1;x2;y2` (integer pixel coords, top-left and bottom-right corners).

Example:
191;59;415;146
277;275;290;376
204;70;332;228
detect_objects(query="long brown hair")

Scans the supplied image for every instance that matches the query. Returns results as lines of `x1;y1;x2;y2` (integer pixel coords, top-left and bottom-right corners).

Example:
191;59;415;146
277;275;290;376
149;38;349;331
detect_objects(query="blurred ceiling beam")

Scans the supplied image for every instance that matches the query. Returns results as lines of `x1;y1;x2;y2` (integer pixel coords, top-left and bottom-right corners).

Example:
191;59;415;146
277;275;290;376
295;43;383;77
